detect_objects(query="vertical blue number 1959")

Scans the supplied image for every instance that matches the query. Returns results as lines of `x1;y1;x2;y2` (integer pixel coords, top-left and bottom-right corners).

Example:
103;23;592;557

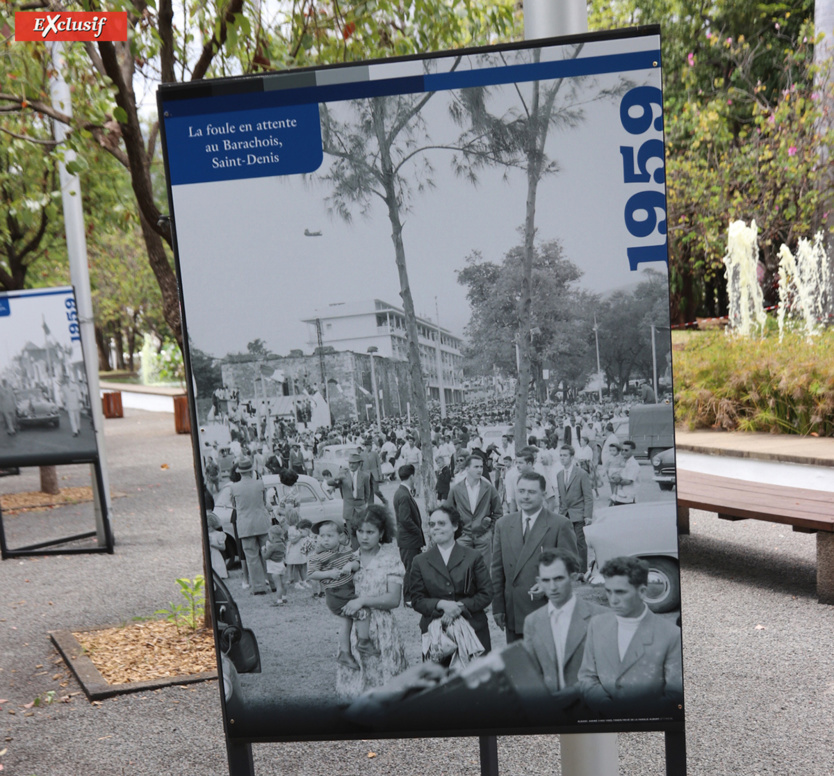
619;85;667;270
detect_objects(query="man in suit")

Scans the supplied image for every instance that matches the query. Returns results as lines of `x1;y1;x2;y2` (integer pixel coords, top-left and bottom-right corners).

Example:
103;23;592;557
491;472;578;644
523;548;607;703
327;452;371;548
445;454;502;569
556;444;594;573
578;556;683;716
393;464;425;605
229;456;271;595
360;438;388;506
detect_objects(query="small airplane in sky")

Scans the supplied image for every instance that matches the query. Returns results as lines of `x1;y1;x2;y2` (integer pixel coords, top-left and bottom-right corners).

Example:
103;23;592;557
304;229;322;237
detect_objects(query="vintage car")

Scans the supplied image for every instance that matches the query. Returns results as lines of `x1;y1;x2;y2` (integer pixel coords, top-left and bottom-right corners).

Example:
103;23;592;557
479;426;510;452
312;443;360;479
15;388;60;429
584;501;680;613
652;447;676;491
212;473;343;564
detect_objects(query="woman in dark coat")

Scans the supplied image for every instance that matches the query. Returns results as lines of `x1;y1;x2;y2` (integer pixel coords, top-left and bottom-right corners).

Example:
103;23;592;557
409;503;492;657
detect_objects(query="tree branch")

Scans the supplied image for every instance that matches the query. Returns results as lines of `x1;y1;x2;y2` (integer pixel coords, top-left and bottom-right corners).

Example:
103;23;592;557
190;0;245;82
97;41;165;242
146;121;159;164
83;41;108;78
0;126;61;147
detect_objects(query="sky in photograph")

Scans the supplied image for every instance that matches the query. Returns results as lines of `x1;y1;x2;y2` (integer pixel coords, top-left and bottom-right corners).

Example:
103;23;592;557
0;288;85;377
168;37;667;359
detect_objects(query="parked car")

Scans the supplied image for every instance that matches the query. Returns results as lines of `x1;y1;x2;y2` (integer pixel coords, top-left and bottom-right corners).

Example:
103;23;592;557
585;501;680;613
652;447;676;491
15;388;60;429
627;404;674;459
212;473;343;565
312;443;360;479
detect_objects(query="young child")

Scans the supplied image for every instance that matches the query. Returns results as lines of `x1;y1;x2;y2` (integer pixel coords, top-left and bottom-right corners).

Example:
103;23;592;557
262;520;288;605
307;519;379;670
301;523;322;597
286;514;311;589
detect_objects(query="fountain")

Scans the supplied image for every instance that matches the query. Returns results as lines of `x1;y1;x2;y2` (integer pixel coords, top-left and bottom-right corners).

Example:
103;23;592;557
776;232;832;340
723;220;767;336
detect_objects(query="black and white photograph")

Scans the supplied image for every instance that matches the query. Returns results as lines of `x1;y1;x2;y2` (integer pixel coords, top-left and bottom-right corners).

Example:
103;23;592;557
160;28;683;740
0;287;98;467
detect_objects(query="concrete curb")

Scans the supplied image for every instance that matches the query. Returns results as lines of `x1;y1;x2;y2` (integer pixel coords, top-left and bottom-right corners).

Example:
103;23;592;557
674;429;834;468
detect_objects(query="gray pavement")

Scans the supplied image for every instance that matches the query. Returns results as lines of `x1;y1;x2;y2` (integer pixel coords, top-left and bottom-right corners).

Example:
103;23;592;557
1;409;832;775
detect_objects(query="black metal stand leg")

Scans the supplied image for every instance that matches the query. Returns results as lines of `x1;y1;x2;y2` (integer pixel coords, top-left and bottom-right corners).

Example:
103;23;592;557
0;501;8;560
479;735;499;776
665;729;687;776
227;740;255;776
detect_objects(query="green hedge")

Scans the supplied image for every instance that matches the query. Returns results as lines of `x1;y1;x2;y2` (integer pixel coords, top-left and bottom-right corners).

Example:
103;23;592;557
673;330;834;436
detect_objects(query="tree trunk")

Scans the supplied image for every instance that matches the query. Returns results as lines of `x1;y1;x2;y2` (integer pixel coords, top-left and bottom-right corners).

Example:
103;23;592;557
39;465;59;495
127;323;136;373
114;328;126;370
138;210;182;348
514;96;542;454
95;325;112;370
372;101;437;512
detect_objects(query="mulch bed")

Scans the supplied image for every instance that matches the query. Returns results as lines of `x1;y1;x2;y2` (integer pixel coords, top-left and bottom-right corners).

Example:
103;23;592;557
0;487;125;514
73;620;216;685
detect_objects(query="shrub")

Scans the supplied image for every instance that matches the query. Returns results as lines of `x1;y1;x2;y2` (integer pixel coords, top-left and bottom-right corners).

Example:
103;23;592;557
673;330;834;436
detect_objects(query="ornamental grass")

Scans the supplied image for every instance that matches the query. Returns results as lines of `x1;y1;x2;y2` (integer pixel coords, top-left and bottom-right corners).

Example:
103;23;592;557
672;329;834;436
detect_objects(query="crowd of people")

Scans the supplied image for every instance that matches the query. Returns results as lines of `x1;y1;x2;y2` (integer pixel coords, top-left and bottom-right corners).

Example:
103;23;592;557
201;388;681;722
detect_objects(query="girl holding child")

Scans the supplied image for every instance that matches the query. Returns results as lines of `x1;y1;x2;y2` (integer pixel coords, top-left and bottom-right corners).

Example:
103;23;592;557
332;505;408;700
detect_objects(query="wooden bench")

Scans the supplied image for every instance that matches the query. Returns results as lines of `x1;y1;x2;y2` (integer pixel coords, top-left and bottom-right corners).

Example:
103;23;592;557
676;469;834;604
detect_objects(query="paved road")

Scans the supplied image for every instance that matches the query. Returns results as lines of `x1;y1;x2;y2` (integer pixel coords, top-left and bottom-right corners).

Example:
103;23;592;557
0;410;832;775
0;409;97;466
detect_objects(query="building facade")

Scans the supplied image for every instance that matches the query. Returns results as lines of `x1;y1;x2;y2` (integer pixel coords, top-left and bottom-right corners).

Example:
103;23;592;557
303;299;465;406
218;350;412;427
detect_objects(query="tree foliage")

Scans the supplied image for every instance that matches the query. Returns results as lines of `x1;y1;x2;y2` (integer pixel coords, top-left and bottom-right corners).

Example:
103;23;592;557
457;240;595;396
2;1;521;345
594;270;671;396
591;1;829;322
0;43;65;291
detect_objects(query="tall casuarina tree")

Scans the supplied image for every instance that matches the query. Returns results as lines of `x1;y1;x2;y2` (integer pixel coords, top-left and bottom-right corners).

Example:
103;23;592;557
319;89;447;508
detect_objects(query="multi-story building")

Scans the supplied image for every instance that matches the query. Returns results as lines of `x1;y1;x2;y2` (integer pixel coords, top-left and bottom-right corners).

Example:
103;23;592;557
303;299;465;406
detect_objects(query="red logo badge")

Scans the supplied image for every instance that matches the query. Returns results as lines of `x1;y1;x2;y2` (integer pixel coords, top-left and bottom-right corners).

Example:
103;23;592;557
15;12;128;42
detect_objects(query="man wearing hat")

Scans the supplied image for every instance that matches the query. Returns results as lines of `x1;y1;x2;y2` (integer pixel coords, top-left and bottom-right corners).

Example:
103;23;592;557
229;456;271;595
327;453;372;548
